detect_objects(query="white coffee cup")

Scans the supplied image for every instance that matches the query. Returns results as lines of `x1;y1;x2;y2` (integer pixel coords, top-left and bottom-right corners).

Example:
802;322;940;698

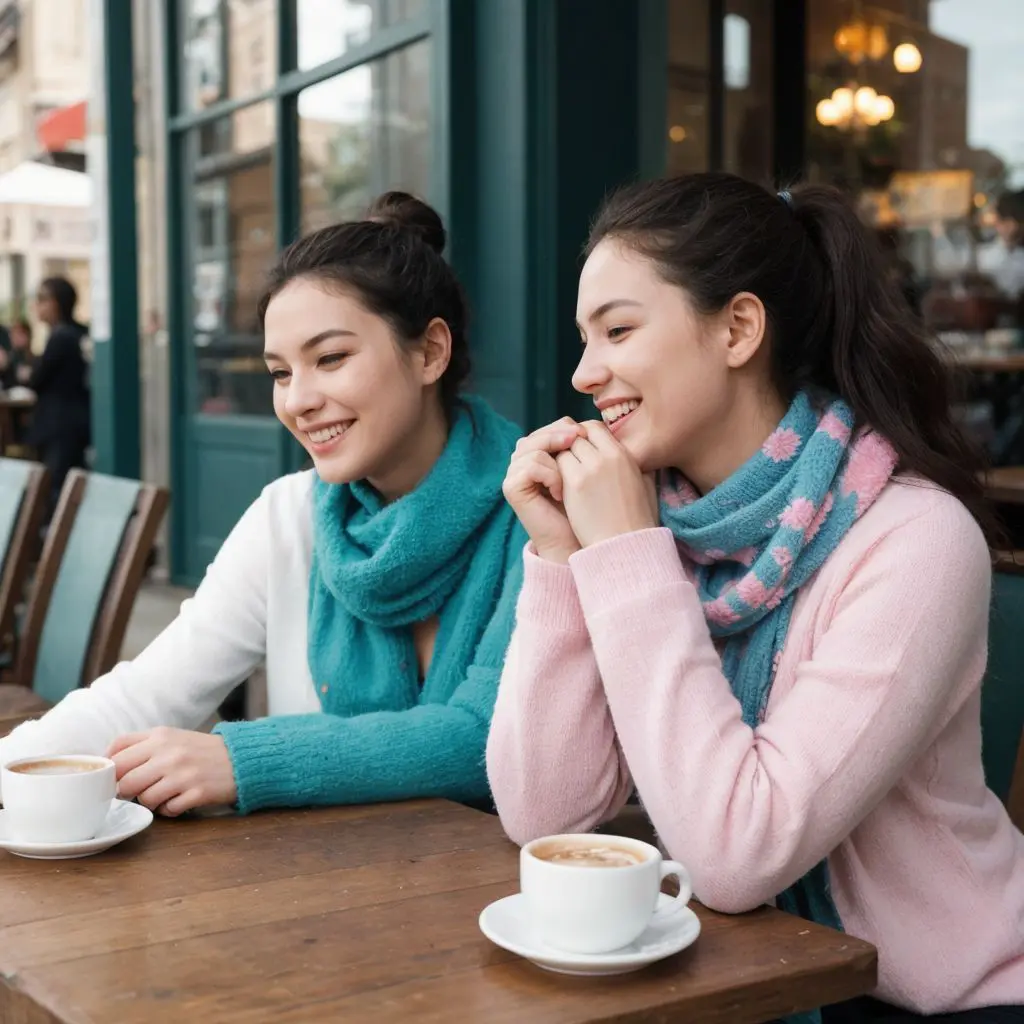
520;833;692;955
2;754;116;843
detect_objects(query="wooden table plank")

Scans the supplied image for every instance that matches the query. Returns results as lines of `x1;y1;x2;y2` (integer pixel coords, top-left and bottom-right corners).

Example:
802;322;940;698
0;801;876;1024
985;466;1024;506
949;352;1024;373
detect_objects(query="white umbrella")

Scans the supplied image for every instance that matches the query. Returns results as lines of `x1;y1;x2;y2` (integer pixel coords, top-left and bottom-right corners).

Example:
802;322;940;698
0;161;91;208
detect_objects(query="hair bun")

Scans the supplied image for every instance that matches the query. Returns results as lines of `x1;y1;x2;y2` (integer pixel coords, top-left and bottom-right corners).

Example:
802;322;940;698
365;191;446;254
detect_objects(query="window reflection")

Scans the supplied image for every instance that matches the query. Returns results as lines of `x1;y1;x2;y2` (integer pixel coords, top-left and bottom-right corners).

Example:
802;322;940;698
666;0;710;175
295;0;425;72
807;0;1024;463
189;104;275;416
182;0;278;112
724;1;772;181
299;39;431;232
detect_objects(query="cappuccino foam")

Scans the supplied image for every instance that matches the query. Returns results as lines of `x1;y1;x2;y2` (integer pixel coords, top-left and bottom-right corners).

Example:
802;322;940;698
533;842;645;868
8;759;103;776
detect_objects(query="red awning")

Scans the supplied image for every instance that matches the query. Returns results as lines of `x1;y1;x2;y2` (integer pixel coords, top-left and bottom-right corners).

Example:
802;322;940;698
36;100;86;152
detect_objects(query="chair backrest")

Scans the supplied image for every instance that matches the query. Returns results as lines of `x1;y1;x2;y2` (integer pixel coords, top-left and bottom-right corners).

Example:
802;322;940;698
981;555;1024;821
0;458;47;663
14;469;169;703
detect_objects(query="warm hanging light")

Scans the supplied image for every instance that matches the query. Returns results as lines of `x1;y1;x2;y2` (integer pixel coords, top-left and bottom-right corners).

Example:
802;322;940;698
816;99;841;126
853;86;878;116
834;18;889;64
873;94;895;121
832;87;855;118
893;42;922;73
816;85;894;130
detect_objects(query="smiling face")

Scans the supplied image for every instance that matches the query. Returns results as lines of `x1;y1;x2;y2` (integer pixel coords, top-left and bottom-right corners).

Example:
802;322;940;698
574;239;785;492
263;277;451;497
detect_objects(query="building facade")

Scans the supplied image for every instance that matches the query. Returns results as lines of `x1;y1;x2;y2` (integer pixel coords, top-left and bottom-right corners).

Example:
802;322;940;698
103;0;1023;585
0;0;90;337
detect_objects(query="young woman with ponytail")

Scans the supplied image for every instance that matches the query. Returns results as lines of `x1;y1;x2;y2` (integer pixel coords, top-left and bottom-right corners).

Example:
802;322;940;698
489;173;1024;1022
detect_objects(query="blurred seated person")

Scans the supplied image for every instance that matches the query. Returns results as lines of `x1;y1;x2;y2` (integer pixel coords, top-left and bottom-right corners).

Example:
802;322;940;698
28;278;90;518
993;190;1024;321
0;319;36;390
875;226;924;317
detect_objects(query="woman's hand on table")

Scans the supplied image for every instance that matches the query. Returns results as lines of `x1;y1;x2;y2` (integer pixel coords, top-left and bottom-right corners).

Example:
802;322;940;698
109;727;236;815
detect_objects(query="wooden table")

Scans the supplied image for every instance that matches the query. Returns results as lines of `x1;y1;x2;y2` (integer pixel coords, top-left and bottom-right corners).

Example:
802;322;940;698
0;800;877;1023
986;466;1024;506
951;352;1024;374
0;393;34;454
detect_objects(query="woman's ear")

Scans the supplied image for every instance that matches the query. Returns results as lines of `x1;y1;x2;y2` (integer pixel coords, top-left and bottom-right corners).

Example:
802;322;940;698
722;292;767;370
418;317;452;385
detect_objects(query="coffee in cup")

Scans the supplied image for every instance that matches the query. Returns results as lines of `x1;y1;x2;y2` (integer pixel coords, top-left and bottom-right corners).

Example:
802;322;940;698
520;833;691;955
2;754;116;844
8;758;106;776
530;840;646;868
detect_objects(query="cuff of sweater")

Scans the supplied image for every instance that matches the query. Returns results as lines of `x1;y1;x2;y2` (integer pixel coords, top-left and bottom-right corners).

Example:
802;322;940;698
517;542;587;632
213;718;307;815
569;528;689;618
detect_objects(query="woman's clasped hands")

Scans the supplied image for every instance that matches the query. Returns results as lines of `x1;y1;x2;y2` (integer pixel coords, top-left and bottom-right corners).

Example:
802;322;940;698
502;416;659;562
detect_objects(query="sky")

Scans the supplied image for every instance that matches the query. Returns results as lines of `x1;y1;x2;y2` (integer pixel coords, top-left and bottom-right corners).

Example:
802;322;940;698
929;0;1024;186
295;1;374;122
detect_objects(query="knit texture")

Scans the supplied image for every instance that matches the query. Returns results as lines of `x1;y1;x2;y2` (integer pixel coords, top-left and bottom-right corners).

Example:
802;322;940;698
488;481;1011;1014
215;396;525;813
659;391;896;1022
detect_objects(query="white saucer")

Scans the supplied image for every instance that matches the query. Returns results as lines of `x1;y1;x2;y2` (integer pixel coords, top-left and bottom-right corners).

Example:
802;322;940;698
0;800;154;860
479;892;701;976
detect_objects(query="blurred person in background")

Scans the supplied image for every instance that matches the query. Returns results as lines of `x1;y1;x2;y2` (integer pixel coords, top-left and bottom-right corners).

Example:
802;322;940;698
0;319;36;390
992;190;1024;310
29;277;91;518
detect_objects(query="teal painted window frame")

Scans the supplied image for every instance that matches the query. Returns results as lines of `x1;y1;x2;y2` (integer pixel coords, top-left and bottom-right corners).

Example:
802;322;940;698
161;1;454;581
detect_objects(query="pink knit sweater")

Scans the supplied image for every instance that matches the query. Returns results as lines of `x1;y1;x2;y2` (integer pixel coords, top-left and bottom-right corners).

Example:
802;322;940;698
487;478;1024;1014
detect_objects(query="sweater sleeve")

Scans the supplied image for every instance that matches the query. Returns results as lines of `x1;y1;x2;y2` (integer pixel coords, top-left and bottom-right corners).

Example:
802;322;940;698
568;507;991;915
0;488;272;776
486;545;634;844
213;544;525;815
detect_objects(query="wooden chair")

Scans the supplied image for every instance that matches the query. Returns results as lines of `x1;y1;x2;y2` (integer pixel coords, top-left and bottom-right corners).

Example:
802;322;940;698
0;469;169;722
0;459;47;673
982;554;1024;830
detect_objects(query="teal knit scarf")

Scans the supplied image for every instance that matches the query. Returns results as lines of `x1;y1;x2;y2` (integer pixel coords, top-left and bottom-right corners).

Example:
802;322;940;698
307;395;523;719
659;391;897;1024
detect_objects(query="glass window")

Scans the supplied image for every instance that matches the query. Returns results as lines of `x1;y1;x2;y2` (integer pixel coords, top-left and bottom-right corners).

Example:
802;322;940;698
666;1;710;175
182;0;278;112
807;1;1024;314
299;39;431;233
806;0;1024;463
187;103;276;416
724;1;773;181
296;0;426;72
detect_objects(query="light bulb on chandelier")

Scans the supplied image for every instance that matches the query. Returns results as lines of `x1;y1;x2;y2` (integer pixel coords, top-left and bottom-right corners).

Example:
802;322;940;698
816;85;895;129
893;42;923;73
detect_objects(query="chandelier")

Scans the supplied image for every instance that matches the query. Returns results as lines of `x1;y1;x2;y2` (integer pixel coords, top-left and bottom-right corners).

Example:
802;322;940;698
815;3;922;132
816;84;894;130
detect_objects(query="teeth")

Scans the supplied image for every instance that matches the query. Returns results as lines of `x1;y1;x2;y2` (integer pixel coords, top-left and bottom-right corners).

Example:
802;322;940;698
600;400;640;425
308;422;351;444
